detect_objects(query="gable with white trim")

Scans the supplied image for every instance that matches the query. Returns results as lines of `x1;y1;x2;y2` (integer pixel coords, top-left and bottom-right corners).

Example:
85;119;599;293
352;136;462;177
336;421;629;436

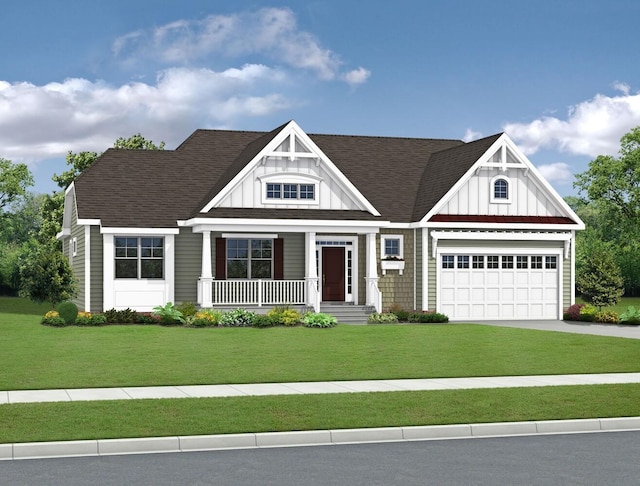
202;121;380;215
428;134;578;220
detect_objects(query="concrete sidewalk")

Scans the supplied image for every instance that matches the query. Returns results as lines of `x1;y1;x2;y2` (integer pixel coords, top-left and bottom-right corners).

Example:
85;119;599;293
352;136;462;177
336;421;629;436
3;373;640;461
4;372;640;404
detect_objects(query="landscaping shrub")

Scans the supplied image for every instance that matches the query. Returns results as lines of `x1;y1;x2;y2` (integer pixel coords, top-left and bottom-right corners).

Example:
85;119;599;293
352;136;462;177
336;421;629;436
187;309;221;327
41;310;65;326
302;312;337;328
75;312;92;326
367;312;399;324
152;302;185;325
253;314;278;328
563;303;584;321
176;301;197;318
579;304;597;322
103;308;137;324
219;308;256;327
56;301;78;325
267;306;302;326
391;309;409;322
620;306;640;325
133;312;161;325
408;312;449;323
89;314;107;326
594;310;620;324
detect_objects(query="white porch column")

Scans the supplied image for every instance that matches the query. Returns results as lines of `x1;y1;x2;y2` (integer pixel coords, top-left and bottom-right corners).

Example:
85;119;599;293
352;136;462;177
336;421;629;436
198;230;213;308
305;231;320;312
364;232;382;312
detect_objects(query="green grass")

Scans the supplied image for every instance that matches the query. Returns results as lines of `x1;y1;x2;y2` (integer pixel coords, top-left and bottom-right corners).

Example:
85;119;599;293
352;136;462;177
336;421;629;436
2;384;640;444
1;303;640;390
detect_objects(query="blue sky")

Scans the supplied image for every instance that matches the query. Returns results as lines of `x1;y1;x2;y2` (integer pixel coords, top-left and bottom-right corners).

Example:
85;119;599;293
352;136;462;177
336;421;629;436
1;0;639;197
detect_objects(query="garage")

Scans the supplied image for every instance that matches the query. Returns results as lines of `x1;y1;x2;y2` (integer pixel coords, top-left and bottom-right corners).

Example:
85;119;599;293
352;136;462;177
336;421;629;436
438;252;561;320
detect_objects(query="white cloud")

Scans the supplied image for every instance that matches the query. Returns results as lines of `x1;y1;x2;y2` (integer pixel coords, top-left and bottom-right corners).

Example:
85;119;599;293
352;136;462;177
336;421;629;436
113;7;368;85
536;162;573;184
503;87;640;157
342;67;371;87
0;65;292;163
463;128;482;142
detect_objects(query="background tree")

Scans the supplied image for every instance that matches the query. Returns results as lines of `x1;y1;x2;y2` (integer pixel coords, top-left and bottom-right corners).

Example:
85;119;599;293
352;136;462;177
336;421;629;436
0;158;33;210
18;246;75;307
574;126;640;296
576;247;624;309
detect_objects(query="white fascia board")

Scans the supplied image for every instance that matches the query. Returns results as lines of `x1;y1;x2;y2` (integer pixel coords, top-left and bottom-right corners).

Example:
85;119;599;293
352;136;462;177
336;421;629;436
200;120;381;217
424;221;583;231
60;182;76;236
431;230;572;241
99;227;180;235
422;134;507;222
77;219;102;226
185;217;388;234
56;229;70;240
385;222;414;229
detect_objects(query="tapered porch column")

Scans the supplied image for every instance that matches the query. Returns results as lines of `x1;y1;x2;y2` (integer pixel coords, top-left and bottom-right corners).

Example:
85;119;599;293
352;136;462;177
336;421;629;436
305;231;320;312
365;232;382;312
198;230;213;308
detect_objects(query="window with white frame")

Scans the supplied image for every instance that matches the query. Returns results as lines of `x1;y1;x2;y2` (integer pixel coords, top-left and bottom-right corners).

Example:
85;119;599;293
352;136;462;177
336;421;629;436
115;237;164;279
380;234;404;260
227;239;273;279
490;175;511;203
265;182;316;201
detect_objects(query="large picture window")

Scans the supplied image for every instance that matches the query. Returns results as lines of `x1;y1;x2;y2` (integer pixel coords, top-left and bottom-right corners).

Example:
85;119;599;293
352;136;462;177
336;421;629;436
115;237;164;279
227;239;273;278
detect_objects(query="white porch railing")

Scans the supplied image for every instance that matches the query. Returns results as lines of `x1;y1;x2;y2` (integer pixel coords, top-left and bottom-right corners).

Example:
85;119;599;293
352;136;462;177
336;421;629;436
209;279;306;306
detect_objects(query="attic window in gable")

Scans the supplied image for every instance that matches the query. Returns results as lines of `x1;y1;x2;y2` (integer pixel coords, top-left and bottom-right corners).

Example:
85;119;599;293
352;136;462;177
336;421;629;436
260;173;321;206
490;176;511;204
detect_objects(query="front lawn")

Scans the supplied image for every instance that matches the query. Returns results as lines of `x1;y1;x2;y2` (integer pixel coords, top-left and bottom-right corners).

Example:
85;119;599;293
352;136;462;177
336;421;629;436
1;297;640;390
576;296;640;315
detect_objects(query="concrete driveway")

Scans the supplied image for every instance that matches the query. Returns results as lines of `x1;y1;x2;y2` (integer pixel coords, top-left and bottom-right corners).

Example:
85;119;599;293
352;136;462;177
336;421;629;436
461;320;640;339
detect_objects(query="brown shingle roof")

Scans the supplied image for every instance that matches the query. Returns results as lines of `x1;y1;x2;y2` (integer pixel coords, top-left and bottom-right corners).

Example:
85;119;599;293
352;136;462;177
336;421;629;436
73;125;501;227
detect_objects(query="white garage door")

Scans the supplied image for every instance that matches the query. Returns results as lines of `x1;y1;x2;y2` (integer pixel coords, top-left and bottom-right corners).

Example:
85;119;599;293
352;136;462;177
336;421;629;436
438;254;559;320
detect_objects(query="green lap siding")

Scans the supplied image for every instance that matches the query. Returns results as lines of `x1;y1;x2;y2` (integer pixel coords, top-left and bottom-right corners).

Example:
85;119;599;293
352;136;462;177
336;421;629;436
175;228;202;304
89;226;103;312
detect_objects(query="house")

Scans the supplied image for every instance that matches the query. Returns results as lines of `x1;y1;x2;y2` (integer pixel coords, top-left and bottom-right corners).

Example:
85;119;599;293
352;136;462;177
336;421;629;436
58;120;584;321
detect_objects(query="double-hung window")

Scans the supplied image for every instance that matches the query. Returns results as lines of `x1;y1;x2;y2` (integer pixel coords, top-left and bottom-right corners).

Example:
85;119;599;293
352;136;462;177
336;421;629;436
115;237;164;279
227;239;273;279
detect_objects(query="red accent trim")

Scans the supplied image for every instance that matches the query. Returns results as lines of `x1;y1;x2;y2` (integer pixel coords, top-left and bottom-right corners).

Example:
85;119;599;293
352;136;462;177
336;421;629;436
215;238;226;280
429;215;576;224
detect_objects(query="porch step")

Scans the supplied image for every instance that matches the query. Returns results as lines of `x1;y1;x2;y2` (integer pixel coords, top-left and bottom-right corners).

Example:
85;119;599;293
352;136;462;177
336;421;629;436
319;304;376;325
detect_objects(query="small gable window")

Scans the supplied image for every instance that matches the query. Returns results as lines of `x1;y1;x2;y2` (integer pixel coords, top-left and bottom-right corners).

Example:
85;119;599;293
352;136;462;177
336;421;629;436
263;181;317;203
490;176;511;203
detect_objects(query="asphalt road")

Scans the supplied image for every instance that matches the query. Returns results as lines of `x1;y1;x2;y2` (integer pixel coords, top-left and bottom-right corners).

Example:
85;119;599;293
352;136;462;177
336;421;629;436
2;431;639;485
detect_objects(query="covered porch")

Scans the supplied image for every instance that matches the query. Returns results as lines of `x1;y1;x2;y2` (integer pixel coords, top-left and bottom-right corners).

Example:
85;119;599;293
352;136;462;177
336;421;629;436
188;221;384;313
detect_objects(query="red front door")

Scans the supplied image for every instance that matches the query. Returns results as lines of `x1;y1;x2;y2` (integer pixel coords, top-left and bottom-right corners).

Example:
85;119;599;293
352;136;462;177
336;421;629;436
322;247;345;301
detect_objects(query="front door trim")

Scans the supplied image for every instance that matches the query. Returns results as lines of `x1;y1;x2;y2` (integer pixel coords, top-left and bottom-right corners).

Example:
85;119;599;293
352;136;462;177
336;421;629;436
316;236;358;304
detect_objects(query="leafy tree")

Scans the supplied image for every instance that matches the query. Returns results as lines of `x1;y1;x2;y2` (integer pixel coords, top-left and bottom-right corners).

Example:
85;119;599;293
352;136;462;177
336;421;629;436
0;158;34;211
113;133;165;150
18;246;75;307
576;247;624;309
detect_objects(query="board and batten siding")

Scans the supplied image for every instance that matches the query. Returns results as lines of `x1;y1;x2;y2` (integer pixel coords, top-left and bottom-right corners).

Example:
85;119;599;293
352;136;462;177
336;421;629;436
439;168;564;217
174;228;202;304
89;226;103;312
377;229;415;311
218;157;361;211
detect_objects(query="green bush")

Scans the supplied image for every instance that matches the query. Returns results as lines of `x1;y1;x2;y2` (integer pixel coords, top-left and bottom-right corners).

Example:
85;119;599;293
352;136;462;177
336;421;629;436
176;301;197;317
408;312;449;323
152;302;185;325
620;306;640;325
41;310;65;327
253;314;278;328
391;309;410;322
367;312;399;324
56;301;78;325
219;308;256;327
133;312;161;325
75;314;92;326
579;304;597;322
90;314;107;326
103;308;138;324
594;310;620;324
302;312;337;328
267;307;302;326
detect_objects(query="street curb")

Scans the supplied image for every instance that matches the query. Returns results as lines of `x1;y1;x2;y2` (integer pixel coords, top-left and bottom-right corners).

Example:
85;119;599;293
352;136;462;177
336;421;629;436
4;417;640;461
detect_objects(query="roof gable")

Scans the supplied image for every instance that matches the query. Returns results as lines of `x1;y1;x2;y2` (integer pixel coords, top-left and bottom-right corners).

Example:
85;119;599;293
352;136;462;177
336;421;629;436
423;133;584;227
199;120;381;216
